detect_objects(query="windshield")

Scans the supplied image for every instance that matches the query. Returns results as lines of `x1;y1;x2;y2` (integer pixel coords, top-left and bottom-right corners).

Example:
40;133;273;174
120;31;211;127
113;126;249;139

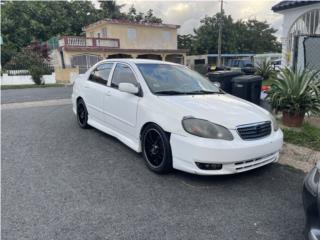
137;63;221;95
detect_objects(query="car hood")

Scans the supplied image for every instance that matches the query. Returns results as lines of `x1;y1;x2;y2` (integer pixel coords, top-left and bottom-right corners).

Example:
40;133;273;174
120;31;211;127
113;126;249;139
158;94;270;129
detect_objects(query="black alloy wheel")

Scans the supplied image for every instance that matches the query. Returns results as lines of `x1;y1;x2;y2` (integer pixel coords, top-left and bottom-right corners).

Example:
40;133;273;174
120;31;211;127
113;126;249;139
142;124;172;173
77;99;90;129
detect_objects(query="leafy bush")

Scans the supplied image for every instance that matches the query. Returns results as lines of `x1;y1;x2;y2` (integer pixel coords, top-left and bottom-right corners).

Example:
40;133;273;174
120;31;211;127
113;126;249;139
4;49;53;84
268;67;320;115
29;65;45;85
255;60;276;80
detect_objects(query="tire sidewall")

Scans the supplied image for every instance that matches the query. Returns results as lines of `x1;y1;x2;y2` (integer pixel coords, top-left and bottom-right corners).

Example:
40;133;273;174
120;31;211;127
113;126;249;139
77;99;89;128
142;124;172;173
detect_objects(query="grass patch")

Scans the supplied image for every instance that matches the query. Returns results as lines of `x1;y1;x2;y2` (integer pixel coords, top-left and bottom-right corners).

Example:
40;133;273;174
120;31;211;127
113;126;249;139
282;123;320;151
1;83;68;90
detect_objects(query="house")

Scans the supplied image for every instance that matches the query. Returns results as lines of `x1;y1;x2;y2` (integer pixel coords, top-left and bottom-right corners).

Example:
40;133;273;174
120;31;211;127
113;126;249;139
53;19;187;79
272;1;320;71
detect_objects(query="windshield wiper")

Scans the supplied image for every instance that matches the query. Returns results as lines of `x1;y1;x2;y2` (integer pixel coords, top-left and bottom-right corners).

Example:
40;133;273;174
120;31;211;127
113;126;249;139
185;90;223;95
154;90;224;95
154;90;189;95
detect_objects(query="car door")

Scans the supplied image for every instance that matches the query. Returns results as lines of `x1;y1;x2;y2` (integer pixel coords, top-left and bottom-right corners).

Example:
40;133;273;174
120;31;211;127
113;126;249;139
83;63;114;122
103;63;141;138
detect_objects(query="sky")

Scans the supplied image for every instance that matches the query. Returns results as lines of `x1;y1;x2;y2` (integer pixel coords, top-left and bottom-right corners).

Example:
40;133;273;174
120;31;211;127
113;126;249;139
112;0;283;38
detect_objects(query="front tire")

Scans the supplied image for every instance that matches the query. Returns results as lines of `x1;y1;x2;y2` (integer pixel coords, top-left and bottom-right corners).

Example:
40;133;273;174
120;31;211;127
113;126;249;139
141;124;173;173
76;99;90;129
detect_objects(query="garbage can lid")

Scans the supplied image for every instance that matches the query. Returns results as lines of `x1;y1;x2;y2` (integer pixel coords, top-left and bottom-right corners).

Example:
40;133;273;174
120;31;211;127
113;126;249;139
207;70;244;77
231;75;263;83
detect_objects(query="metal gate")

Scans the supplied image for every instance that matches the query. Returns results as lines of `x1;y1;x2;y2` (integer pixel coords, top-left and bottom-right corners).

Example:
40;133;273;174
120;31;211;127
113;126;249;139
294;35;320;71
71;55;101;73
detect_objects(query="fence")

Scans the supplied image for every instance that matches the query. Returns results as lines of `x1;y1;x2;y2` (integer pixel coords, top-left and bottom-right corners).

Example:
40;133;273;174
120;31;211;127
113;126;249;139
3;63;54;76
1;73;56;85
293;35;320;72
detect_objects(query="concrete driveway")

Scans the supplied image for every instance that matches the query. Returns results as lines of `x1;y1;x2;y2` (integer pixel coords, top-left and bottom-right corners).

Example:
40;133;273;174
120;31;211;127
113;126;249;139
1;87;306;240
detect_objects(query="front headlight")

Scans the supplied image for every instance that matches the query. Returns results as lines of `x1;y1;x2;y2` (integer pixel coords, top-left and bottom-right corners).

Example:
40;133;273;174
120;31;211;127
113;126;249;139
182;117;234;140
270;114;279;131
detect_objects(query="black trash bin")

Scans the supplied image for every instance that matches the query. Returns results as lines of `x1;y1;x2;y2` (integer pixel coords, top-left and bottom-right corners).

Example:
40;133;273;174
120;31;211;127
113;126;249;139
207;71;243;93
231;75;263;105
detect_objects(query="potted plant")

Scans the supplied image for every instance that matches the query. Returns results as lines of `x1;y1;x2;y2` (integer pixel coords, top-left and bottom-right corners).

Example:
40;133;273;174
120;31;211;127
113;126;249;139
255;60;276;80
268;67;320;127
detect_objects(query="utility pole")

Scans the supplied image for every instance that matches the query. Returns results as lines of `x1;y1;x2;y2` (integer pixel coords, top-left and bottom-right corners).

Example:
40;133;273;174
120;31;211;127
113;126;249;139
217;0;223;68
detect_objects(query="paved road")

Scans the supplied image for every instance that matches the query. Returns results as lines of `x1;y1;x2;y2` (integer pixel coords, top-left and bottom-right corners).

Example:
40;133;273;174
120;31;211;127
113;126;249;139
1;86;72;104
2;89;306;240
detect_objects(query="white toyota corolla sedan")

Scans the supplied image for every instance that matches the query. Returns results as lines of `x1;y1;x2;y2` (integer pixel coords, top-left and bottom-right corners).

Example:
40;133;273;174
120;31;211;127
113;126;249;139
72;59;283;175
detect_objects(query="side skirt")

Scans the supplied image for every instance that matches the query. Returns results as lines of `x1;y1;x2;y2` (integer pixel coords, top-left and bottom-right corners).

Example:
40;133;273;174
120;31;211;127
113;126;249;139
88;118;141;153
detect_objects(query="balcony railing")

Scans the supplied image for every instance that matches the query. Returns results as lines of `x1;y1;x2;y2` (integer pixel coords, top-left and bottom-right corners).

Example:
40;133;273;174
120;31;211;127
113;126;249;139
59;36;120;48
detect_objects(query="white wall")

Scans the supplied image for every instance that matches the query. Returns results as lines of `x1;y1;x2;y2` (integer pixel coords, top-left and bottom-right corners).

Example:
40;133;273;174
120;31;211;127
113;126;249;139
1;73;56;85
278;3;320;67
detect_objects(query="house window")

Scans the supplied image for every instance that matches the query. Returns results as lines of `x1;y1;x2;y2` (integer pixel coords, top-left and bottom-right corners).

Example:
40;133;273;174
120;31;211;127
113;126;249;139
97;33;101;39
101;28;107;38
127;28;136;40
89;32;94;37
162;31;171;41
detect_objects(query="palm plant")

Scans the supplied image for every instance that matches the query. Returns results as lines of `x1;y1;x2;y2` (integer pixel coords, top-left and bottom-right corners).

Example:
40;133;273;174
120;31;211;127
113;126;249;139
268;67;320;127
255;60;276;80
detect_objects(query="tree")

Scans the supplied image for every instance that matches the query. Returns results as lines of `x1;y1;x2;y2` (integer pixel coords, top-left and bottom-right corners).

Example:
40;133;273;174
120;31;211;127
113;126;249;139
177;34;195;53
240;19;281;53
188;13;281;55
126;5;162;23
98;0;126;19
143;9;162;23
1;1;100;66
0;1;164;66
5;47;52;85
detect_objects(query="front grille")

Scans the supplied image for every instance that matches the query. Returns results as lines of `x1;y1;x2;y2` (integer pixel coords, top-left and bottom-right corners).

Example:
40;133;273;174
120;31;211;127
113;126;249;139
237;121;271;140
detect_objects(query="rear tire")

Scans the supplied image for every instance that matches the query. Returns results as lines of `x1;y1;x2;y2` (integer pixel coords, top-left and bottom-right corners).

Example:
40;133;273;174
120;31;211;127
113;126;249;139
141;124;173;173
76;99;90;129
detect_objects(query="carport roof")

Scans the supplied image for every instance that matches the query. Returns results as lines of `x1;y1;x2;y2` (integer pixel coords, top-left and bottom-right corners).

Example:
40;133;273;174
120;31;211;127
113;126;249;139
272;1;320;12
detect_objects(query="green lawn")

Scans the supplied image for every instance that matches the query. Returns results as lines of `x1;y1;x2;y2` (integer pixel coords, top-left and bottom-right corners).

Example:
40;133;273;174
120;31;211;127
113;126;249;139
1;83;67;90
282;123;320;151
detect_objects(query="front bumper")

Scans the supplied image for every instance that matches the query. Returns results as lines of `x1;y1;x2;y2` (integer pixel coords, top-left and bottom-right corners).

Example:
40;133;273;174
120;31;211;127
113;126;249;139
170;129;283;175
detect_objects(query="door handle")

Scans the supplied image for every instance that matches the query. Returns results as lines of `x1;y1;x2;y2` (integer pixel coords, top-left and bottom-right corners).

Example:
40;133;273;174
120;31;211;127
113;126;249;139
84;85;90;89
105;91;111;96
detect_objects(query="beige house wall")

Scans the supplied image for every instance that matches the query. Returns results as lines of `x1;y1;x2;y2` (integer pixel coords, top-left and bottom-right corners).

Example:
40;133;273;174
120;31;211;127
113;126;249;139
85;23;177;50
55;67;79;83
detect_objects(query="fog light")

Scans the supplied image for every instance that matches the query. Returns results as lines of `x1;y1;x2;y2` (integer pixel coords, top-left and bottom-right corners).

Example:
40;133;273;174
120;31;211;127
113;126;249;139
196;162;222;170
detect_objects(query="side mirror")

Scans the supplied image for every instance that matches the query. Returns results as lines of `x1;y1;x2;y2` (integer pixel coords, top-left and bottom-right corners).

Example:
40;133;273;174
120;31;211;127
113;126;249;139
118;82;139;95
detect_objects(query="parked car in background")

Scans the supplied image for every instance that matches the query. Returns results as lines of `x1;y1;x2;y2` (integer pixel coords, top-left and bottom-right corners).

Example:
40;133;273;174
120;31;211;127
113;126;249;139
271;59;282;71
226;59;256;74
303;162;320;240
72;59;283;175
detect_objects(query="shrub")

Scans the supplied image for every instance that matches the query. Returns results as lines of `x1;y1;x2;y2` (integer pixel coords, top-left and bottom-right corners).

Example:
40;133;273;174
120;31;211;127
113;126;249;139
4;49;53;85
268;67;320;115
255;60;276;80
29;65;45;85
